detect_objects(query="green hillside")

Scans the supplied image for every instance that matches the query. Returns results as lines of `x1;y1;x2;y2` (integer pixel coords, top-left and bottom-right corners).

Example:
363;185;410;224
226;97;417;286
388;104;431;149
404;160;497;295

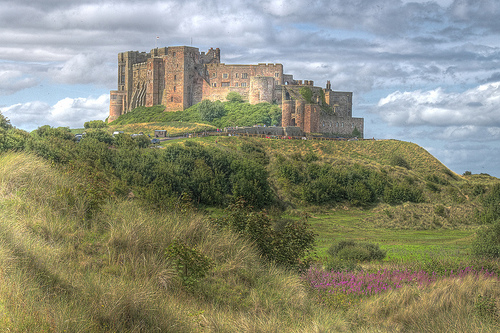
2;110;500;331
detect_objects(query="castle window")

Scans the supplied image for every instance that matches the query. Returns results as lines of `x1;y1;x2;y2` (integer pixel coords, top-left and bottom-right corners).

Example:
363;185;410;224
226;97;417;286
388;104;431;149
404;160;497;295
212;72;217;78
275;73;279;77
241;82;247;87
336;122;339;127
174;75;177;80
341;122;344;127
235;73;239;78
242;73;248;79
221;82;230;87
234;83;238;87
173;86;176;92
213;83;217;87
171;96;174;102
172;52;176;57
223;73;228;79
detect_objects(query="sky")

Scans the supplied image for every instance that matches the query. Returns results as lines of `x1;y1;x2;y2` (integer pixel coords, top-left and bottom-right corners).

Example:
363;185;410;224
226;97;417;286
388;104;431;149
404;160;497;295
1;0;499;177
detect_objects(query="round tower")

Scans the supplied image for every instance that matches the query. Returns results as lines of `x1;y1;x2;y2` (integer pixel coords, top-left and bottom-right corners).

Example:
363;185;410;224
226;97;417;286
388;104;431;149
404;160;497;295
108;91;125;123
282;100;293;127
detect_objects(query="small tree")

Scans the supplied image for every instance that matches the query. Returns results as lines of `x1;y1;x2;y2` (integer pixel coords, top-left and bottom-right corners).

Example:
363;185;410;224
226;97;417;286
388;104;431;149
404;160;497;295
0;112;13;130
226;92;244;103
84;120;107;129
198;100;226;122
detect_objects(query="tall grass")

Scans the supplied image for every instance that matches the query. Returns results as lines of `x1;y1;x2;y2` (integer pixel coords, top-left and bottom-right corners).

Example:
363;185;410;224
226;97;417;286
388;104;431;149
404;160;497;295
0;152;348;332
1;151;499;331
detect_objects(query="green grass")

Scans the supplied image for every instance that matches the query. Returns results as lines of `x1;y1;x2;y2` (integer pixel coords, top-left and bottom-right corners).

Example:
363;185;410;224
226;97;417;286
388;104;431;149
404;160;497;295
2;132;500;331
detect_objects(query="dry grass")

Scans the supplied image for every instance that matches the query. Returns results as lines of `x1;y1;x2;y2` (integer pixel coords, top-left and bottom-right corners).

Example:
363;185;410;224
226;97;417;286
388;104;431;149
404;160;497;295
1;151;499;332
349;274;500;332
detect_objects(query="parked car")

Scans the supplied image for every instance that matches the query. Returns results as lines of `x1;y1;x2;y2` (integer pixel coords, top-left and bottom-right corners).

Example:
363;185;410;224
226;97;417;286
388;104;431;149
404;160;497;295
151;138;160;144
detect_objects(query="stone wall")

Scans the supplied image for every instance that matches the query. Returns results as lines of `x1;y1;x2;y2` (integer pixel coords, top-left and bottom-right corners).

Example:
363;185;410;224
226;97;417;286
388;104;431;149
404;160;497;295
319;112;364;137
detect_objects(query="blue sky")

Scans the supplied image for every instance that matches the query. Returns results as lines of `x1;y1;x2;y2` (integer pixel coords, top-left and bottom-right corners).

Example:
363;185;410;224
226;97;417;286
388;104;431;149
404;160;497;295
1;0;499;177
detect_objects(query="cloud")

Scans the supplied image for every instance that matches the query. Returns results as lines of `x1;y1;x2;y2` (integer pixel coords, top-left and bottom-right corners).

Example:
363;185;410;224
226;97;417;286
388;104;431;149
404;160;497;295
48;53;115;86
375;82;500;135
1;94;109;131
0;68;38;95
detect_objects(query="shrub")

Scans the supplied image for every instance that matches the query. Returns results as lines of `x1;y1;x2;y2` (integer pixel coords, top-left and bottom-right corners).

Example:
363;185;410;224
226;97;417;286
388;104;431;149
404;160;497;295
327;240;386;263
472;220;500;258
198;99;226;122
84;120;107;129
384;183;424;204
226;91;244;103
299;87;313;103
212;199;316;270
389;154;411;170
165;239;214;289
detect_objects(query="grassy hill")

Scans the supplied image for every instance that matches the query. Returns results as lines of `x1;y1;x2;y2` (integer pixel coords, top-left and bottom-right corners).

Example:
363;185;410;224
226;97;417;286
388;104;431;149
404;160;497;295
2;151;500;332
2;107;500;331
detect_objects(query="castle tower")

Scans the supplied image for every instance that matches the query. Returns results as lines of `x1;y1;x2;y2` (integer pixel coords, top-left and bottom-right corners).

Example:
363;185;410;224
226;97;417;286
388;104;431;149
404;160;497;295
108;91;127;122
163;46;202;111
282;100;293;127
249;76;275;104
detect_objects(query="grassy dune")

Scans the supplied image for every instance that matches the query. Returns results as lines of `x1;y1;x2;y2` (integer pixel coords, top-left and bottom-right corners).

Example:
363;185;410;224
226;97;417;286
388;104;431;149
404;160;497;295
1;138;500;331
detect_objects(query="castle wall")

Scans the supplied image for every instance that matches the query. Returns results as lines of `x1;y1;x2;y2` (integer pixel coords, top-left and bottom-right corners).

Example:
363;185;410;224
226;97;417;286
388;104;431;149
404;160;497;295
319;112;364;137
204;63;283;102
295;100;304;129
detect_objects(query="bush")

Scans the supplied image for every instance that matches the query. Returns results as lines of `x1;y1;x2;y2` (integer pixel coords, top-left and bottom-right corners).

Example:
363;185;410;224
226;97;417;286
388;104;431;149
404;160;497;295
226;92;244;103
198;100;226;122
212;199;316;270
327;240;386;263
384;183;424;204
390;154;411;170
472;220;500;258
84;120;107;129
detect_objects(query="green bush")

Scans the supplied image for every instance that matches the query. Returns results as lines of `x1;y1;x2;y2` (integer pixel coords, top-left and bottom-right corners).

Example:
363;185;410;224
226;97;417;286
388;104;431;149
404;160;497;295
327;240;386;262
198;100;226;122
384;183;424;204
165;239;214;289
299;87;313;103
226;92;244;103
212;200;316;270
84;120;107;129
390;154;411;170
472;220;500;258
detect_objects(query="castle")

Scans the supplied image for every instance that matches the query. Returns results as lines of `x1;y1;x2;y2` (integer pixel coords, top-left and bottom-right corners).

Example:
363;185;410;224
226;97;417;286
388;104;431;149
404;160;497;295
109;46;364;137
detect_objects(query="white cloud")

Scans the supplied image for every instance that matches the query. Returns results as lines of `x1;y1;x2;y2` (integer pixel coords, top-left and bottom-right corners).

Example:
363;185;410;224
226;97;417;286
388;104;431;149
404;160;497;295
48;53;115;86
0;69;38;95
1;94;109;131
376;82;500;130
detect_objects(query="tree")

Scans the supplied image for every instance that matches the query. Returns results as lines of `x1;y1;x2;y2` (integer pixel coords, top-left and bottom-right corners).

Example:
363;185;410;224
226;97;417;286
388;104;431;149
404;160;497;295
84;120;107;129
0;112;13;130
226;92;244;103
198;100;226;122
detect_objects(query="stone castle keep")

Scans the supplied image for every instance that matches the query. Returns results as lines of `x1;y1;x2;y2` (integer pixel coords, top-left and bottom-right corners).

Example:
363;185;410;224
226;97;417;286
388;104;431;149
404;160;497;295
109;45;364;137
